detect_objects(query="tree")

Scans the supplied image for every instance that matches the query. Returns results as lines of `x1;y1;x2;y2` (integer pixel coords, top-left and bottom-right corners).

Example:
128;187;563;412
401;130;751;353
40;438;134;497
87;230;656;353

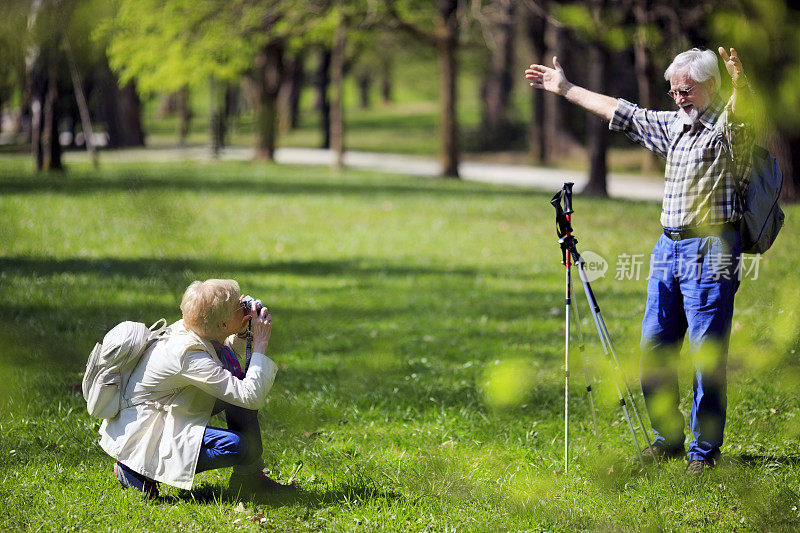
24;0;64;171
278;53;304;132
551;1;628;196
329;2;346;169
631;0;660;173
473;0;518;150
387;0;463;177
101;0;284;158
711;0;800;201
0;3;27;135
522;1;549;163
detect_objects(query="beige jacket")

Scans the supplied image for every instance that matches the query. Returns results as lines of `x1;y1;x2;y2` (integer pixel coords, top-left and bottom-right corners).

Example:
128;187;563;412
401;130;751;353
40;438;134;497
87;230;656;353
98;320;277;489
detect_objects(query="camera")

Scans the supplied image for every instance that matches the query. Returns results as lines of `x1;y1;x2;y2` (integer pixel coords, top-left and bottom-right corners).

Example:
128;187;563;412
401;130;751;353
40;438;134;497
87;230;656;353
240;295;268;315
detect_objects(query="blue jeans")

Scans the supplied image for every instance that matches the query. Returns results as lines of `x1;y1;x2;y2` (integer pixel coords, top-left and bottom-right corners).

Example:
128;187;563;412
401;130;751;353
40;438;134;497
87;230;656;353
195;403;263;474
640;228;741;461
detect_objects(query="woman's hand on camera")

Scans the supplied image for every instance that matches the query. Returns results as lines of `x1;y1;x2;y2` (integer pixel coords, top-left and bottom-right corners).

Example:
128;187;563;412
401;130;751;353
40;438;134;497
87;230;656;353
250;305;272;354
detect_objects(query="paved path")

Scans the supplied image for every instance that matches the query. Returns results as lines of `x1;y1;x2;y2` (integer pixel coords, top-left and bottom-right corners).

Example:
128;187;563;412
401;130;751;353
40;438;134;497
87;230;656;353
64;145;665;202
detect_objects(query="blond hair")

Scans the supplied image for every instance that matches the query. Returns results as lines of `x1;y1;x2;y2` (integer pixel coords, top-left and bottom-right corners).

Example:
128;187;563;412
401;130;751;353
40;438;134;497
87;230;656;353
180;279;240;338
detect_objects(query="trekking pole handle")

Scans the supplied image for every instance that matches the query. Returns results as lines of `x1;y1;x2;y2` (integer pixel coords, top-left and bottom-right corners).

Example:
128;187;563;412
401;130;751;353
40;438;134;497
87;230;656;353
562;182;574;215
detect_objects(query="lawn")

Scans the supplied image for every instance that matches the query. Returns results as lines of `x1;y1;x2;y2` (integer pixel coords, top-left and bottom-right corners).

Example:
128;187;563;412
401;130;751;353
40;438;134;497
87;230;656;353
0;159;798;531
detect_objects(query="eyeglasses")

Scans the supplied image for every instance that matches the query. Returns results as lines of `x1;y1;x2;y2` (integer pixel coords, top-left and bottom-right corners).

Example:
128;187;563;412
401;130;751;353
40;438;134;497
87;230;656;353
667;85;695;99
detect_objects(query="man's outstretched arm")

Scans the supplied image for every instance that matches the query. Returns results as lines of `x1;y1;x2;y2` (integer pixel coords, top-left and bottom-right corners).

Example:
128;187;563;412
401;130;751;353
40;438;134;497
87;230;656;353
718;47;750;119
525;56;619;122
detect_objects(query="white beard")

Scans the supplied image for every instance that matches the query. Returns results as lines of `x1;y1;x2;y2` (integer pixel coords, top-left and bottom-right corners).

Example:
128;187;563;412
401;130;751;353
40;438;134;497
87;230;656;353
678;105;700;127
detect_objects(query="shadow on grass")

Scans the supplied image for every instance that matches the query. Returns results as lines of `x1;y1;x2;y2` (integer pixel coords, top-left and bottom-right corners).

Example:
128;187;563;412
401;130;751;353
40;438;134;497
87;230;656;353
0;170;550;200
172;482;402;509
0;255;531;281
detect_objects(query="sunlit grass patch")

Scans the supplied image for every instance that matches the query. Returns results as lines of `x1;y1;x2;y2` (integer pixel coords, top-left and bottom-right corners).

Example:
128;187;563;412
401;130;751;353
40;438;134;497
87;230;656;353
0;160;798;530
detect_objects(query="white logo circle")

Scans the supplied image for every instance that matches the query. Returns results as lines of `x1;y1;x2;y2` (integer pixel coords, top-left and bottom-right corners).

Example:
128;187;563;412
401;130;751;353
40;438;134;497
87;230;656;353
581;250;608;282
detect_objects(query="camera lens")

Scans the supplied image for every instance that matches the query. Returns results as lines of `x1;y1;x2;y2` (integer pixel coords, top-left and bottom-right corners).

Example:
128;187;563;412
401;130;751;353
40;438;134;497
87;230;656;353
240;295;265;314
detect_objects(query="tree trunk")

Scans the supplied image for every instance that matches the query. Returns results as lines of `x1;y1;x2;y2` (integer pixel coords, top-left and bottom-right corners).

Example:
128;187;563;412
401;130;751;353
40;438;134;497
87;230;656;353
544;23;571;161
208;77;226;156
438;0;459;178
279;53;304;132
480;0;516;149
525;4;547;163
254;40;284;160
380;62;392;104
225;83;239;136
770;133;800;202
29;62;44;170
41;56;62;172
315;49;332;149
330;8;346;169
116;83;145;147
788;137;800;202
91;59;144;148
176;85;192;146
584;43;609;196
357;73;371;109
65;34;98;169
25;0;45;169
633;0;659;174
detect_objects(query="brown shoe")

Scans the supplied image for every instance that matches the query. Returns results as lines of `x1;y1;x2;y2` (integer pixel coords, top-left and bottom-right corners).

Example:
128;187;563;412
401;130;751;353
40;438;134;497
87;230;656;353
637;444;685;464
685;459;714;475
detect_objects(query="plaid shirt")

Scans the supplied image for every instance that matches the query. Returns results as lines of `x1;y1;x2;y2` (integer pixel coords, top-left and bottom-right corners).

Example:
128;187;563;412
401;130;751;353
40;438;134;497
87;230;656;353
609;96;754;229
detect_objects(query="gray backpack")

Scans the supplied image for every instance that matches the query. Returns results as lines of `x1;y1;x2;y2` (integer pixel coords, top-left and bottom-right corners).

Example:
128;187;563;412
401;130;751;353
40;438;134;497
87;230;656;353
737;146;785;254
82;319;169;419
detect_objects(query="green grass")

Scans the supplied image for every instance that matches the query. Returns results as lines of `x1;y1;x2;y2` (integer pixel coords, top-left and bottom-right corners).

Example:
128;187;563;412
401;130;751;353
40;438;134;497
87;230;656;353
0;159;799;531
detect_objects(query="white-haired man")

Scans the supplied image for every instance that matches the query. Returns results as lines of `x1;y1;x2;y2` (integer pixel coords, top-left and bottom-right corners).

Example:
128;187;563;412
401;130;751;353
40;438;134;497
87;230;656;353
525;47;754;474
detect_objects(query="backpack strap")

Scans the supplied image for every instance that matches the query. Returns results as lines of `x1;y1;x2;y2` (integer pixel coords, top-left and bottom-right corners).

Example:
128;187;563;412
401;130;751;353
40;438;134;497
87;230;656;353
712;109;753;221
121;336;208;411
119;320;172;410
123;388;182;410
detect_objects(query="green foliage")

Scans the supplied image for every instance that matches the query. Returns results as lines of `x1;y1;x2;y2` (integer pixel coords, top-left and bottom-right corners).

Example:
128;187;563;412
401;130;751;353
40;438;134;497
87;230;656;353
98;0;258;93
552;3;631;52
0;158;799;530
99;0;383;96
710;0;800;133
0;2;27;101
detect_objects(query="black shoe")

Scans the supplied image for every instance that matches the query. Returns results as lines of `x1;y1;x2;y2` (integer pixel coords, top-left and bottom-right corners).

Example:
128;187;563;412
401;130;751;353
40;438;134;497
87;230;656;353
685;458;715;475
228;471;296;495
636;444;685;464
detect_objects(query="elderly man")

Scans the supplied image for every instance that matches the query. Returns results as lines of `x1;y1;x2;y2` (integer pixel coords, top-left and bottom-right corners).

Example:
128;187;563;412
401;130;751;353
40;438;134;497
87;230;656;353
525;47;753;473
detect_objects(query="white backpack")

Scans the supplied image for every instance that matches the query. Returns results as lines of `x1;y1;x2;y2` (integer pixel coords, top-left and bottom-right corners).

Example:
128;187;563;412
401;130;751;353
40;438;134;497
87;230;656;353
82;319;169;419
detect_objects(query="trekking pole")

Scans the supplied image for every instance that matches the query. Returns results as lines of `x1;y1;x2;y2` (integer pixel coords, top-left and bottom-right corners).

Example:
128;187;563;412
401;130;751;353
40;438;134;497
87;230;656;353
575;269;654;458
564;235;571;473
551;183;653;466
551;183;576;474
572;259;648;464
569;283;601;445
554;184;601;447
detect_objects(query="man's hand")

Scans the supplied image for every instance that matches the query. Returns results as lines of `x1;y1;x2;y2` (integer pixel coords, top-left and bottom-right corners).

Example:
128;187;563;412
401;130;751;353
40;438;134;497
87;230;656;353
718;47;746;87
525;56;569;95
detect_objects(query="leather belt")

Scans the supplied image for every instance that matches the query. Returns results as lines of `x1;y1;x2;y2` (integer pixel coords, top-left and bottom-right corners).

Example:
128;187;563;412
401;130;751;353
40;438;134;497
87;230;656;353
663;222;738;241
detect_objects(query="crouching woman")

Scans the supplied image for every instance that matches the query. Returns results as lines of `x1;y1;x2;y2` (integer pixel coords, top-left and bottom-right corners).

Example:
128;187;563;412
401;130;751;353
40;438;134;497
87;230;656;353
99;279;290;498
